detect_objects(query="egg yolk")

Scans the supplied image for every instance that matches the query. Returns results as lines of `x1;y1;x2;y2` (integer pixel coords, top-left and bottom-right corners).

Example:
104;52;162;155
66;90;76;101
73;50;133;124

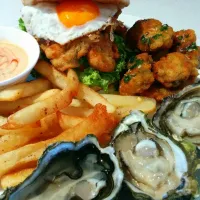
56;0;100;28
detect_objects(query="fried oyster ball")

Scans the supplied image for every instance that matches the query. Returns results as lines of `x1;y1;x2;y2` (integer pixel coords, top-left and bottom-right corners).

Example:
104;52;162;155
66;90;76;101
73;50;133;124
173;29;200;68
153;52;197;88
119;53;154;95
173;29;197;52
126;19;174;52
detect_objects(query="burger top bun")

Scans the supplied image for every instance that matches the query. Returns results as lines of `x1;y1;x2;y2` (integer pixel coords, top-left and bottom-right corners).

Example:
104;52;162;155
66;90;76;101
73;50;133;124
22;0;130;8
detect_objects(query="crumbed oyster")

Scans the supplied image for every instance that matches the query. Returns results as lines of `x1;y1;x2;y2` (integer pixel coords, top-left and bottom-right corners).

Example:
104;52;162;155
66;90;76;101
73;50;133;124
112;111;199;200
0;136;123;200
154;84;200;148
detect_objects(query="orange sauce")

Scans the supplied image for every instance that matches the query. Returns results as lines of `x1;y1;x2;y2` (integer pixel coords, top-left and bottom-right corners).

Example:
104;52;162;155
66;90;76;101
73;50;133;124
0;41;28;81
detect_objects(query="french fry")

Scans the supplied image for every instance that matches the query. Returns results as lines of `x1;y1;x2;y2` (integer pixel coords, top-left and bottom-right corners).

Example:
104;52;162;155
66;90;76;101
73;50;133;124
0;127;44;155
0;89;61;116
116;106;156;119
77;83;116;113
0;127;39;136
102;94;157;109
7;69;79;127
40;113;62;134
0;116;7;126
35;61;115;112
0;79;52;102
57;112;84;130
61;107;93;117
70;99;91;108
1;168;35;189
0;104;118;178
35;60;69;89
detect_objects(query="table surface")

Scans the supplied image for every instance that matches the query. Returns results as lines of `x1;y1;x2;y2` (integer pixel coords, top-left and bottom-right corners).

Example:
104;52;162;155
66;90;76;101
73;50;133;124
1;0;200;38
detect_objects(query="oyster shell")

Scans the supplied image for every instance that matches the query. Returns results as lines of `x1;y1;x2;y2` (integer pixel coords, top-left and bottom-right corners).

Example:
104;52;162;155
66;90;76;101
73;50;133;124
112;111;199;200
153;84;200;148
0;135;123;200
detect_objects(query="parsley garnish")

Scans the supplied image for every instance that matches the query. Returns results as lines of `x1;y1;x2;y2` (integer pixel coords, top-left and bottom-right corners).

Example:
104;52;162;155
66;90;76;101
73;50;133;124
152;34;162;40
141;35;151;45
124;74;132;83
178;36;183;41
130;59;144;69
160;24;169;31
18;18;27;32
186;42;198;52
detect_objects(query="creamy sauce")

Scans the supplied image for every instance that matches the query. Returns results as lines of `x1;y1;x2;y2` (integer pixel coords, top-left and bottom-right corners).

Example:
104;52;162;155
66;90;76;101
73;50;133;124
0;41;28;81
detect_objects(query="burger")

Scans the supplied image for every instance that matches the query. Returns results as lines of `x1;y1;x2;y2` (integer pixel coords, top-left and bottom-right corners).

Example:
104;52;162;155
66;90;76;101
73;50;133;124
20;0;130;91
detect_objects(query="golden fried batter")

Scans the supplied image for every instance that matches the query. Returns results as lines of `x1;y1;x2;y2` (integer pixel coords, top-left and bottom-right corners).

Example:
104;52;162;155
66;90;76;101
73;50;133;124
87;34;119;72
126;19;174;52
40;31;119;72
185;48;200;76
172;29;200;69
40;36;91;71
119;53;154;95
173;29;196;52
142;84;175;102
153;52;195;88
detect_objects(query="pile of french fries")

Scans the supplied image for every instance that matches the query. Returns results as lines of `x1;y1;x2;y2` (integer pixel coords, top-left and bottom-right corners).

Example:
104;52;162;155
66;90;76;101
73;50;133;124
0;60;156;189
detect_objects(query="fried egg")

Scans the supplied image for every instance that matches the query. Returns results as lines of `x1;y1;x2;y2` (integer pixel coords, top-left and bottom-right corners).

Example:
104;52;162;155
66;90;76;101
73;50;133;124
21;0;118;45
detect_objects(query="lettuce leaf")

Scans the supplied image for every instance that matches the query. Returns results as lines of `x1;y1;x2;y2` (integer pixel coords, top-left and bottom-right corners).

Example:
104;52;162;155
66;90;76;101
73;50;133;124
18;18;27;32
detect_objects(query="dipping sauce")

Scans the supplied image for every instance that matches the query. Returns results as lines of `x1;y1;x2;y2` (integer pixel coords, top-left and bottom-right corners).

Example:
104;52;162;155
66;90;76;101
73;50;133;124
0;41;28;81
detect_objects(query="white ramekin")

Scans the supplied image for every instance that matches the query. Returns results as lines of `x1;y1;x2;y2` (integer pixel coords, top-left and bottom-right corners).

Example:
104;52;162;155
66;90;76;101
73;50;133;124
0;26;40;88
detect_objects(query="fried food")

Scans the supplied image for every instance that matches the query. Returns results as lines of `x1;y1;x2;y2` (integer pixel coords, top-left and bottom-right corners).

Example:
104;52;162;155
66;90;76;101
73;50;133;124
142;84;175;102
119;53;154;95
185;46;200;70
173;29;200;69
6;69;79;127
57;112;84;130
0;89;61;116
173;29;197;52
35;61;116;113
40;37;90;71
0;79;52;102
0;104;118;178
40;32;119;72
126;19;174;52
1;168;35;189
0;116;7;127
87;34;119;72
77;83;116;113
153;52;196;88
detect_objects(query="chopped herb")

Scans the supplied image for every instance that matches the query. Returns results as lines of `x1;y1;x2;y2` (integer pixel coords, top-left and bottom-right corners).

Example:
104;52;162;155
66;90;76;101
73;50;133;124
152;34;162;40
124;74;132;83
160;24;169;31
130;59;144;69
178;36;183;41
186;42;198;52
141;35;151;45
18;18;27;32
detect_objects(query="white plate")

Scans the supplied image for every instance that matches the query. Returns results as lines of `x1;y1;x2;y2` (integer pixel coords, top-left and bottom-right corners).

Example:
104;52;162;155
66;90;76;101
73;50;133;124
0;2;200;199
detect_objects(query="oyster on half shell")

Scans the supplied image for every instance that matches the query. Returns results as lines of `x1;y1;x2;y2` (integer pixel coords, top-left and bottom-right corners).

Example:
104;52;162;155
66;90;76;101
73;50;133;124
0;136;123;200
112;111;199;200
153;84;200;148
